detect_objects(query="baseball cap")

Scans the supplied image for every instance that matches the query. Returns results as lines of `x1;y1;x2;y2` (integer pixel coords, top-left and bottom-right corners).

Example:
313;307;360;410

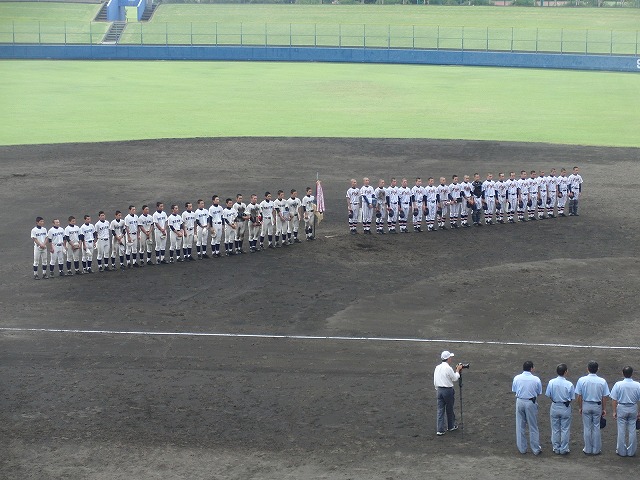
441;351;454;361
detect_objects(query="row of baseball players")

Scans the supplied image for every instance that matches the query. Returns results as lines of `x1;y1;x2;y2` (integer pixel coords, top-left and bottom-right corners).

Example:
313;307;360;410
346;167;584;234
30;188;317;279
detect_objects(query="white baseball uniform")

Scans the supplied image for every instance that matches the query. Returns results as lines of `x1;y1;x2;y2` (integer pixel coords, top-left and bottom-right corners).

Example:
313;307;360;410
546;175;559;216
64;223;82;271
138;213;154;260
568;172;584;215
385;184;399;232
436;183;450;228
79;222;96;271
285;196;302;242
222;206;237;254
398;186;412;232
516;177;529;220
194;207;209;257
482;179;497;224
47;225;65;274
273;197;288;245
424;185;438;230
124;213;139;262
448;182;463;227
301;194;315;239
460;181;473;226
153;209;168;260
181;209;196;258
505;179;518;221
373;187;386;233
346;186;360;233
259;199;275;247
527;177;539;218
208;203;224;255
557;175;570;215
31;224;48;276
411;184;426;231
110;218;126;266
359;185;375;233
167;213;184;260
246;202;262;250
94;219;111;268
232;202;247;250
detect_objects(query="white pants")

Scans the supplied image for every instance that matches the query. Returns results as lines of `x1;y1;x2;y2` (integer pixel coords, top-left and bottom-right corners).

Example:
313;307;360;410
303;212;314;232
248;221;261;242
169;231;183;252
112;238;124;257
33;245;47;267
507;194;517;214
518;193;528;214
82;241;94;263
276;217;287;236
557;191;567;209
210;223;222;246
154;230;167;251
126;237;138;255
425;200;437;222
139;231;153;254
484;197;496;220
184;229;194;250
96;237;110;260
413;202;424;226
361;205;373;224
66;243;81;263
438;202;449;223
449;200;461;219
261;218;274;238
195;226;208;248
348;204;360;228
288;215;300;234
49;245;64;266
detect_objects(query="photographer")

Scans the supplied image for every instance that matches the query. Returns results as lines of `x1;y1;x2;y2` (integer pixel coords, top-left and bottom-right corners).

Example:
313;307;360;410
433;351;463;436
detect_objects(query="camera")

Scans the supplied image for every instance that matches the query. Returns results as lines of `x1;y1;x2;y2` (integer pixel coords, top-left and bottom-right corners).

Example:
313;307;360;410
457;363;470;369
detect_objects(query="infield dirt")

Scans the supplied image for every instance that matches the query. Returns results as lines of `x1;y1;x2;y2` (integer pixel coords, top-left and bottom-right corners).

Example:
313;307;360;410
2;138;640;479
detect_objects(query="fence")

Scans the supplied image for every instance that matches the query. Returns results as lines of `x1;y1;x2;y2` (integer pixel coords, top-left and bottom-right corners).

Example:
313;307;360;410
1;21;638;55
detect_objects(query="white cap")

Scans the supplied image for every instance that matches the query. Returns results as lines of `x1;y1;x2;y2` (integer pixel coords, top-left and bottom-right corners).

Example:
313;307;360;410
441;351;454;361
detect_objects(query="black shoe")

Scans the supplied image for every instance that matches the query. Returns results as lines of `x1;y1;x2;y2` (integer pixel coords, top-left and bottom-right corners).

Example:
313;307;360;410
34;275;40;280
133;263;140;268
177;258;184;262
202;254;209;259
160;260;168;264
75;269;82;275
120;265;126;270
559;213;566;217
66;271;74;276
147;260;153;265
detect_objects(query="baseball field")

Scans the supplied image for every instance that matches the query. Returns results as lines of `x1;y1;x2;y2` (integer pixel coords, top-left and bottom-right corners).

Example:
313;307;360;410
2;3;640;480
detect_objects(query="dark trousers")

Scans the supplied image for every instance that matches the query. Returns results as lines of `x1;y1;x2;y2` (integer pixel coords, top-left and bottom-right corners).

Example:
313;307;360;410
437;387;456;432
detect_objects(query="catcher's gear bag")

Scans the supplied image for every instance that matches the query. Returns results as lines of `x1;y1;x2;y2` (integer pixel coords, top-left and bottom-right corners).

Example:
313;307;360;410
413;208;418;217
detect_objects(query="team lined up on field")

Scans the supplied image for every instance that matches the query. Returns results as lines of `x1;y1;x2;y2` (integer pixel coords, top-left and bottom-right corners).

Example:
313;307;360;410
346;167;584;234
30;188;317;279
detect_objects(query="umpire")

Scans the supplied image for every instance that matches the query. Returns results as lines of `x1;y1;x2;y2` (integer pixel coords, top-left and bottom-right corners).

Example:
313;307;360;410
433;351;463;436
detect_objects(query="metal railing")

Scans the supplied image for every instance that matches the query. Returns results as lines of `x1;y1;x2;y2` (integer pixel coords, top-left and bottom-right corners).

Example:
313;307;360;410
1;21;638;55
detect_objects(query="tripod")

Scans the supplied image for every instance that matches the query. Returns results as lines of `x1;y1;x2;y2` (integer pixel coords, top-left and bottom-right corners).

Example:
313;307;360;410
458;373;464;439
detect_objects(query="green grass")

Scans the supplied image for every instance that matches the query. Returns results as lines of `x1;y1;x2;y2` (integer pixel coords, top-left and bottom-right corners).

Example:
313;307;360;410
1;60;638;147
0;2;101;21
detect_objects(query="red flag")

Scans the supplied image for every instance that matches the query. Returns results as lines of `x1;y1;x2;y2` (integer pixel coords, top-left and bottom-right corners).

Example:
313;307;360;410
316;180;325;214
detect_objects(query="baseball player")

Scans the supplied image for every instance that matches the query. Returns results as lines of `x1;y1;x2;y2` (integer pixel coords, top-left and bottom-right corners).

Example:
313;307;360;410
460;175;473;228
557;168;570;217
482;173;496;225
516;171;529;222
411;177;426;232
505;172;518;223
568;166;584;216
528;171;540;221
285;189;303;244
194;199;210;259
274;190;288;247
424;177;438;231
373;179;386;234
436;177;450;230
232;194;249;253
246;194;262;252
385;178;399;233
259;192;275;249
181;202;196;261
448;175;463;229
79;214;96;274
301;187;316;240
124;205;140;268
222;198;238;256
167;204;185;262
47;218;65;277
94;211;111;272
359;178;375;235
153;202;169;264
208;195;224;257
471;173;484;227
138;205;154;265
398;178;412;233
31;216;48;279
537;170;548;220
64;216;82;275
346;179;360;235
110;210;126;271
494;172;507;224
546;169;559;218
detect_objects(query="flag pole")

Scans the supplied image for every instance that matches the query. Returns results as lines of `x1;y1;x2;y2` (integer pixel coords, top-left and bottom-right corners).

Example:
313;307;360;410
314;172;319;239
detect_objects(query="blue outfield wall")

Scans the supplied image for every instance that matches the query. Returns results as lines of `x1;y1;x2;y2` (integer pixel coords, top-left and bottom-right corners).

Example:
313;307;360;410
1;44;639;72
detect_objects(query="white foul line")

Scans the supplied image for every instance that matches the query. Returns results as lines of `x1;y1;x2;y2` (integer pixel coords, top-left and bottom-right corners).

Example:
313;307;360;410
0;327;639;351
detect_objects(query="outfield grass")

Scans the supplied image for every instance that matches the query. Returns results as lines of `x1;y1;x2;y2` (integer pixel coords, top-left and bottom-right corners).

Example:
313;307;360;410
0;2;101;21
1;60;638;147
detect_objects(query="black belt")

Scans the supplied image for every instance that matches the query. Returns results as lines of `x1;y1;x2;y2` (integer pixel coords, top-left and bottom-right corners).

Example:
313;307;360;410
437;386;453;389
517;397;537;403
618;403;635;406
553;401;571;407
584;401;602;405
212;221;222;224
54;243;63;246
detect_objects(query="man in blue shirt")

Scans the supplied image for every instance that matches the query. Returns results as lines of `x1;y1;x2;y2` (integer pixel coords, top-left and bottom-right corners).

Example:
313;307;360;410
576;360;610;455
545;363;575;455
610;366;640;457
512;360;543;455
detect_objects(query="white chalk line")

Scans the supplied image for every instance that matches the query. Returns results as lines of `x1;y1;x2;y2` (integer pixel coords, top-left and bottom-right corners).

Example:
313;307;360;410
0;327;638;351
